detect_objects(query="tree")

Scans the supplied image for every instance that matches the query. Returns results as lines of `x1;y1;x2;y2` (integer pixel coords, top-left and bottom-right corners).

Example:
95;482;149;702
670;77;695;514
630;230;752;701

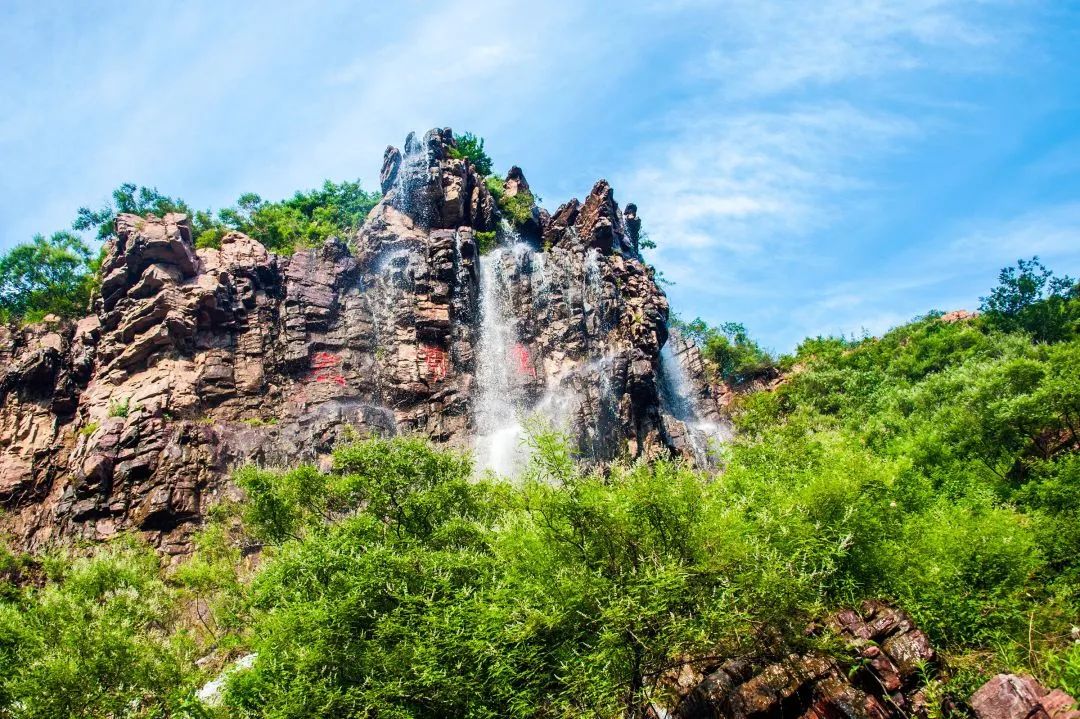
449;131;494;176
980;257;1078;343
0;232;96;322
73;183;216;242
218;180;380;254
673;317;775;383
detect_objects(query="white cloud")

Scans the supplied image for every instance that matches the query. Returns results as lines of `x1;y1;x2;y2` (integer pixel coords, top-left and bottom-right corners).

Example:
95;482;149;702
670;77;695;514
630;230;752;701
947;202;1080;263
693;0;1008;98
618;103;916;262
611;0;1034;349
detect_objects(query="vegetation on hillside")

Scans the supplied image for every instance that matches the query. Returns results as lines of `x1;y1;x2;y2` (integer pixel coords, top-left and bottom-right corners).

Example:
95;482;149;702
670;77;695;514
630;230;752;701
0;232;98;324
0;259;1078;717
674;317;776;383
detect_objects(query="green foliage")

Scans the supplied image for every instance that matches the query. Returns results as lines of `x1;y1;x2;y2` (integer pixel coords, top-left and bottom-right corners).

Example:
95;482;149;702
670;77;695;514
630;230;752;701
194;226;229;250
484;175;504;201
499;188;535;227
979;257;1078;343
3;256;1080;715
723;259;1080;688
674;318;775;383
74;183;219;243
108;397;131;418
0;538;200;718
484;174;535;228
474;230;497;254
448;131;494;176
0;232;96;323
79;421;100;437
218;181;379;254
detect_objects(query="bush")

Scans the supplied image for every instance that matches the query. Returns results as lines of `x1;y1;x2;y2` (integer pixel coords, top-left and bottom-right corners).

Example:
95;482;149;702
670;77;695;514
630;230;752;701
218;181;380;254
0;232;96;323
108;397;131;418
979;256;1078;343
74;183;220;243
474;230;496;254
0;538;199;718
674;318;775;383
448;131;494;176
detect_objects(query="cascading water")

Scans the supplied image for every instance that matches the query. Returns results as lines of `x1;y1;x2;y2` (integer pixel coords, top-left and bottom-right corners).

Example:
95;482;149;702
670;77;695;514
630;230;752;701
660;338;732;467
474;246;530;476
390;133;433;222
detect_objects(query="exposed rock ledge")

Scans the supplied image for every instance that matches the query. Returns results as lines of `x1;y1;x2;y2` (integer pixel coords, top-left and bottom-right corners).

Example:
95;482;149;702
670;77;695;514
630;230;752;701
0;128;725;555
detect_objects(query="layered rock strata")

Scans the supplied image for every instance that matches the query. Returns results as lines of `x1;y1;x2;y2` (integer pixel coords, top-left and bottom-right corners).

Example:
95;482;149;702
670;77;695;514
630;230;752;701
0;128;723;553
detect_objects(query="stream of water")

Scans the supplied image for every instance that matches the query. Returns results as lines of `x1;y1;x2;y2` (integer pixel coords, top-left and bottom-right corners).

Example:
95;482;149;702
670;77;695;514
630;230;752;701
660;339;732;467
473;246;530;476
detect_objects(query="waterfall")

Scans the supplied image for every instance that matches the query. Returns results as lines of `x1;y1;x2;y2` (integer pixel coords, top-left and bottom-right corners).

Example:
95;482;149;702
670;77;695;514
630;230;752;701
390;132;433;222
660;339;731;467
474;246;529;476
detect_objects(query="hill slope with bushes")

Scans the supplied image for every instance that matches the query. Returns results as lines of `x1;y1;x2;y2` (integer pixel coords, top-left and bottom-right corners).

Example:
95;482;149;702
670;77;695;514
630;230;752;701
0;258;1077;717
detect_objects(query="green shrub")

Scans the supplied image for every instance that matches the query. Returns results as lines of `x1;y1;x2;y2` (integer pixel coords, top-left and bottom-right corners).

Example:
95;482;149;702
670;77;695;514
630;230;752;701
498;188;535;227
474;230;496;254
0;232;96;322
484;175;504;201
0;538;200;718
194;226;228;250
108;398;130;418
674;318;775;383
448;131;494;176
218;181;380;255
979;257;1078;343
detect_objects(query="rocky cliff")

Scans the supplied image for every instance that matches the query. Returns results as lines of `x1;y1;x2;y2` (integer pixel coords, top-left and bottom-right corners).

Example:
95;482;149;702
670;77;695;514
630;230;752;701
0;128;726;555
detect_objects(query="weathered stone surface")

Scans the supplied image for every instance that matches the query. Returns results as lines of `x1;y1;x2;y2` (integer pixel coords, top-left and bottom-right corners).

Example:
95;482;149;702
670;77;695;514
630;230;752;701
971;675;1080;719
670;602;940;719
0;127;711;554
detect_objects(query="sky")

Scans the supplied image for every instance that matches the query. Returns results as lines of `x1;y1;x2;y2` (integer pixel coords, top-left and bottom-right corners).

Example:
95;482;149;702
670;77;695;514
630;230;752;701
2;0;1079;352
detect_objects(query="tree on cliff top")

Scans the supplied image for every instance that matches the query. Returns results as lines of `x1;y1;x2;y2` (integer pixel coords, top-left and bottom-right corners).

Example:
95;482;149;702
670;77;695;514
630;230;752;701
0;232;96;323
675;317;775;383
448;131;494;176
73;183;218;243
217;180;380;253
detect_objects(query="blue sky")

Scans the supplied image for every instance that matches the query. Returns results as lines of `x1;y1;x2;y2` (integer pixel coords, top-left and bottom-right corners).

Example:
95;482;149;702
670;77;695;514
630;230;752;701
2;1;1079;352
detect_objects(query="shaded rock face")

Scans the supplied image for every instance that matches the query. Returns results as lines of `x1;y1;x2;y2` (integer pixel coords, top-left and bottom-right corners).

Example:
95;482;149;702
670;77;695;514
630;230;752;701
670;602;938;719
0;128;723;554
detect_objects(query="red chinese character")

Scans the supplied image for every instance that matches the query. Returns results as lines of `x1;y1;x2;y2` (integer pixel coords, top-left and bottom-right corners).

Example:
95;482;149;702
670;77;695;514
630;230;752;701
311;351;340;370
513;343;537;377
424;345;449;381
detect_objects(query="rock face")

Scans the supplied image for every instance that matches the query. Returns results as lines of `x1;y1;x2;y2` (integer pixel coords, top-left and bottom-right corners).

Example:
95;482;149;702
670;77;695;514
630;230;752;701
971;675;1080;719
0;128;725;554
666;602;1079;719
670;602;938;719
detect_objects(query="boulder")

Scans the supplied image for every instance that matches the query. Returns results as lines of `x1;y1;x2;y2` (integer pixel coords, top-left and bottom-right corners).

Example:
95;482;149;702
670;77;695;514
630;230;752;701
971;675;1079;719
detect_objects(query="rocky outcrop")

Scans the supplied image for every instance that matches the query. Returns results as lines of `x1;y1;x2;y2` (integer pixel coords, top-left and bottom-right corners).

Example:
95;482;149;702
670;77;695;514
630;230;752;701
664;602;1079;719
972;675;1079;719
0;128;720;554
669;602;938;719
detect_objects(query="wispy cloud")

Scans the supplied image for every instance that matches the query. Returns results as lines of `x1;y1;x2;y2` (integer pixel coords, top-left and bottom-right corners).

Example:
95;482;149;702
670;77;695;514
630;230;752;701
610;0;1043;347
619;103;916;258
947;202;1080;263
694;0;1007;98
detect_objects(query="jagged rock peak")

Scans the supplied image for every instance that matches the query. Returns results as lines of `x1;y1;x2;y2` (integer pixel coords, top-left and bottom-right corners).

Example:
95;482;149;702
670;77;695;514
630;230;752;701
376;127;495;232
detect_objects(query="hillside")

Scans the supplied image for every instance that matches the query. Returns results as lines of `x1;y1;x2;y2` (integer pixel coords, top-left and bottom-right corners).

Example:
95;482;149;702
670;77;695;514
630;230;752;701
0;130;1078;718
